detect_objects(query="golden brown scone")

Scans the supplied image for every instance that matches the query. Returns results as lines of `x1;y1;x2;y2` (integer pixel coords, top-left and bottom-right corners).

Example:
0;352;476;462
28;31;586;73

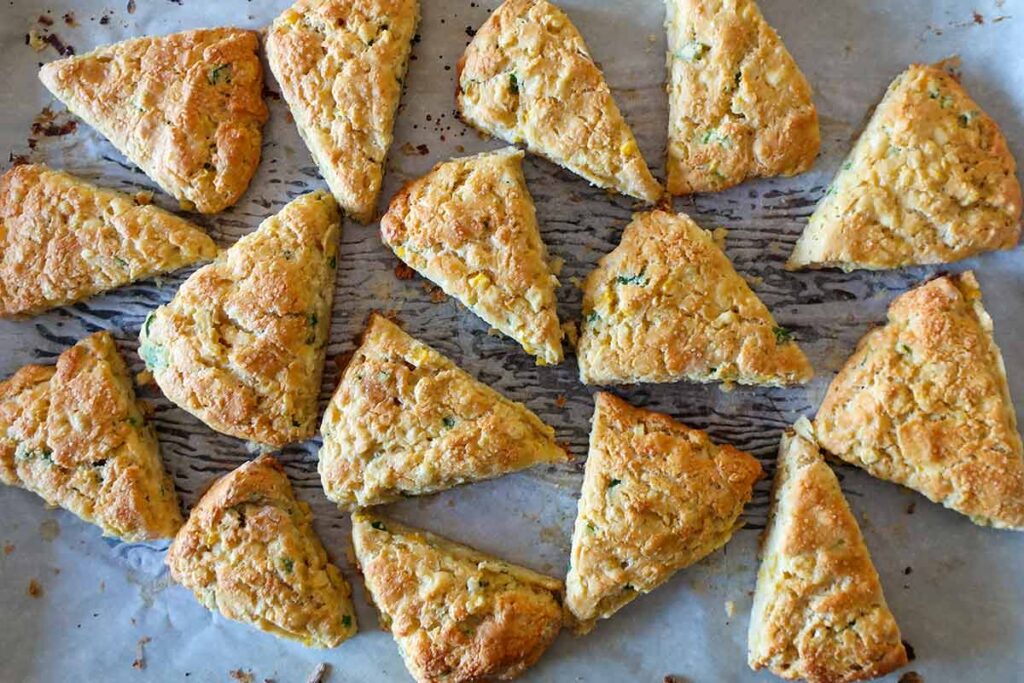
352;511;564;683
318;314;566;509
166;454;356;648
748;418;907;683
577;209;812;386
266;0;419;223
788;62;1021;270
38;28;268;214
566;392;761;631
0;332;182;542
139;192;340;448
381;148;563;365
0;164;218;318
457;0;661;203
665;0;819;194
814;272;1024;530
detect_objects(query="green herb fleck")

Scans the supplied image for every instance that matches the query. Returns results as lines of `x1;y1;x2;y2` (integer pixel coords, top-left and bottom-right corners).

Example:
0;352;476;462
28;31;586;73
607;478;622;489
342;615;352;628
139;342;167;370
509;72;519;94
143;311;156;337
126;416;140;427
586;522;596;533
940;94;954;109
773;326;794;344
896;342;912;355
841;161;853;171
309;313;319;327
371;521;386;531
377;370;390;382
958;110;978;127
281;557;294;573
442;416;456;429
208;63;233;85
585;311;599;325
328;255;337;269
615;272;647;286
676;41;709;62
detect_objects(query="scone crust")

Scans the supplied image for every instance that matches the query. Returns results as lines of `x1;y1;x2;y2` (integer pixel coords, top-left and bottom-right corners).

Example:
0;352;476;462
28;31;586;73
577;209;813;386
38;28;268;214
665;0;819;194
266;0;420;223
381;147;563;365
456;0;661;202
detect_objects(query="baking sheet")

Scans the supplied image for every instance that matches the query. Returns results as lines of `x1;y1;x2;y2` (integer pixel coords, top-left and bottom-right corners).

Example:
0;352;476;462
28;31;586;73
1;0;1022;681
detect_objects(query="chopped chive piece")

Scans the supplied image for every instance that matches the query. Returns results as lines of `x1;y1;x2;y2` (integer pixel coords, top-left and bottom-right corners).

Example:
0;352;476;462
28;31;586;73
281;557;294;573
615;273;647;286
342;615;352;628
773;326;794;344
676;41;709;62
509;72;519;94
442;416;455;429
608;478;622;489
371;521;386;531
208;64;232;85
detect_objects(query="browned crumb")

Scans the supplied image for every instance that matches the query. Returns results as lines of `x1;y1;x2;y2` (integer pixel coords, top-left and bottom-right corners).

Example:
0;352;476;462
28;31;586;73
3;543;13;555
127;0;137;14
899;673;924;683
906;501;917;515
394;262;415;280
132;636;151;669
27;579;43;598
134;190;154;205
229;670;254;683
420;282;446;303
554;394;567;409
135;369;155;386
62;12;77;26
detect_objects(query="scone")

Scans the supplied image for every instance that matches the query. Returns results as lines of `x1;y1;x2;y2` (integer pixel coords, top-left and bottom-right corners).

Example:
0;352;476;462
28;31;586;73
38;28;268;214
266;0;420;223
566;392;761;631
788;62;1021;270
381;148;563;365
748;419;907;683
139;192;340;448
814;272;1024;530
0;331;182;542
166;454;357;648
318;314;566;508
665;0;819;194
352;511;564;683
0;164;218;318
457;0;661;203
577;209;813;386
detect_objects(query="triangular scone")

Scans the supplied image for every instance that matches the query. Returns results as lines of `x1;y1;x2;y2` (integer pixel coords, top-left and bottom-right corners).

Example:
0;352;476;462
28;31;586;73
815;272;1024;529
0;332;182;542
566;393;761;631
577;210;813;386
788;62;1021;271
381;148;563;365
166;455;357;648
0;164;218;318
267;0;419;223
318;314;567;508
38;29;268;214
139;192;340;448
457;0;661;203
352;512;564;683
749;419;907;682
665;0;819;194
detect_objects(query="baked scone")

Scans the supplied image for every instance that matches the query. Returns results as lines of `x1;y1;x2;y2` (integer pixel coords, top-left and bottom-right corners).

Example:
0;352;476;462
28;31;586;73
318;314;566;508
748;418;907;683
266;0;420;223
814;272;1024;530
352;511;564;683
381;148;563;365
139;192;340;448
0;164;218;318
788;62;1021;270
38;28;268;214
0;332;182;542
457;0;661;203
566;392;761;631
577;209;813;386
166;454;356;648
665;0;819;194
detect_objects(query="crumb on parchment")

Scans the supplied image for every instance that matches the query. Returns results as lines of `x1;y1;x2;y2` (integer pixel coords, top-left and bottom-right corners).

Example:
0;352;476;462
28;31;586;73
27;579;43;598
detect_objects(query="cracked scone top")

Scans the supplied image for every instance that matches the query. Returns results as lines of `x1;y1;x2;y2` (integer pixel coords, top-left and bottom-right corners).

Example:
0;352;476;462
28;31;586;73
0;332;182;542
814;272;1024;530
577;209;813;386
267;0;420;223
566;393;761;631
665;0;819;194
166;455;357;648
457;0;661;203
748;419;907;683
788;62;1021;270
352;512;564;683
38;28;268;214
318;314;567;508
381;148;563;365
139;191;340;448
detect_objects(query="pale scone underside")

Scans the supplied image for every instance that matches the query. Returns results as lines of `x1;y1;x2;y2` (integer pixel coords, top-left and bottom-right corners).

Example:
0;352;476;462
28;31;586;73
788;62;1022;271
748;419;907;683
814;272;1024;530
317;314;566;508
457;0;661;202
267;0;420;223
665;0;819;194
577;210;813;386
38;28;268;214
352;512;564;683
166;455;357;648
0;332;182;542
138;192;340;448
380;148;563;365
